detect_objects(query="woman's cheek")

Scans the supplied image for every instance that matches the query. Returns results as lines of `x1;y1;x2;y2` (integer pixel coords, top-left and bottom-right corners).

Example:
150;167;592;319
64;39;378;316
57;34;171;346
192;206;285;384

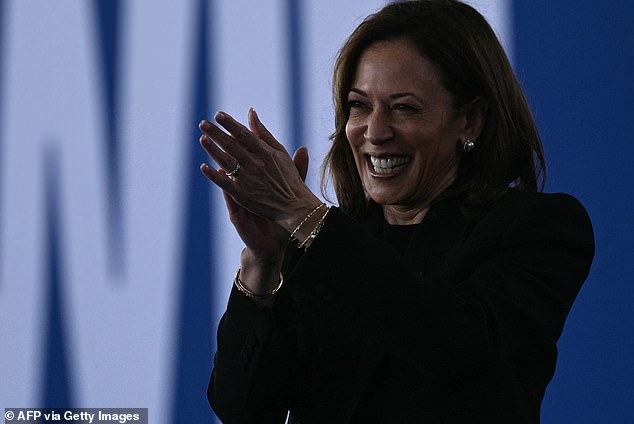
345;119;364;147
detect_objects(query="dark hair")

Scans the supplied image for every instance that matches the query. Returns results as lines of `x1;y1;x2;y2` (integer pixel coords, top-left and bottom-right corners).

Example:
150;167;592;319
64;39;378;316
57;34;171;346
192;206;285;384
321;0;545;217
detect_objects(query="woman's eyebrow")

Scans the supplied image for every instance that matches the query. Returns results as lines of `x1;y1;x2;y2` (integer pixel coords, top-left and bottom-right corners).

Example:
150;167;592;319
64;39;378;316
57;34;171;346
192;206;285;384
349;88;368;97
349;88;423;103
389;92;424;102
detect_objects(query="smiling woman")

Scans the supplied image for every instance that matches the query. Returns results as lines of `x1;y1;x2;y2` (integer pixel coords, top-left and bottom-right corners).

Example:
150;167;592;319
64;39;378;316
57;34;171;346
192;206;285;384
345;39;483;224
200;1;594;422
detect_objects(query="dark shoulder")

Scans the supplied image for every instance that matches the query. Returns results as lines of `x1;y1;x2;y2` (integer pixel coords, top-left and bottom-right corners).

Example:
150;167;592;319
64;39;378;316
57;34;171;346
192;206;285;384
475;189;593;244
490;190;589;221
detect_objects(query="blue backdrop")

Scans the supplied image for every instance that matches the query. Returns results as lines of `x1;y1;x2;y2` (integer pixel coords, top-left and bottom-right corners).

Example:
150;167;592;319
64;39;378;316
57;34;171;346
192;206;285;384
514;1;634;422
0;1;631;423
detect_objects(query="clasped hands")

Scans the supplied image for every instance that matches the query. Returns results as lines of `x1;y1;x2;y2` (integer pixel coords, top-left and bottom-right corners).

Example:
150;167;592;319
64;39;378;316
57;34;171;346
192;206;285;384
199;109;322;262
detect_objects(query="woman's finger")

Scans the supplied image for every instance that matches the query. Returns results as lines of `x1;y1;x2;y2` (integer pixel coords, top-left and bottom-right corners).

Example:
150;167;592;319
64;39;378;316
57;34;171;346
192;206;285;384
248;108;286;152
199;134;239;174
214;111;265;153
199;119;248;161
293;146;309;182
199;162;237;193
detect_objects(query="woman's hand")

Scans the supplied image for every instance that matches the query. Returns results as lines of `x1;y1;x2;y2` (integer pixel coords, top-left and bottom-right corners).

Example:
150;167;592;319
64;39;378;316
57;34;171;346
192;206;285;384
199;109;322;298
207;148;309;262
199;109;321;233
214;149;306;300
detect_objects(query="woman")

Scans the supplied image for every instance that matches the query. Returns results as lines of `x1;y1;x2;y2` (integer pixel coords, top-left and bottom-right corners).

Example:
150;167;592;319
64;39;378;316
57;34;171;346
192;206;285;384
199;1;594;422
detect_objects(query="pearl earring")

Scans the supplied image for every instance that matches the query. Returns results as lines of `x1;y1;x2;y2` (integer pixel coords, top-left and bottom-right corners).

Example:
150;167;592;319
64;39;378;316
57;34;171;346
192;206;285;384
463;139;475;152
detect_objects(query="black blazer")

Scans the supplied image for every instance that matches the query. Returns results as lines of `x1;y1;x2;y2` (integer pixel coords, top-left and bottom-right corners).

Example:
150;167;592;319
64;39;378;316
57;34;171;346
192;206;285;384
208;190;594;423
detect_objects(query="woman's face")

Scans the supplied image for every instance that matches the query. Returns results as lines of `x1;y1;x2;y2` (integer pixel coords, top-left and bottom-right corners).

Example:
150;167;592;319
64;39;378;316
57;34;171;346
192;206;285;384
346;39;467;218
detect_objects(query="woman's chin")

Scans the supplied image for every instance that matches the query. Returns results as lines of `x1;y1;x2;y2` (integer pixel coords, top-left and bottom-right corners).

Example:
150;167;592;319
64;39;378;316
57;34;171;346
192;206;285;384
366;190;403;207
363;175;410;206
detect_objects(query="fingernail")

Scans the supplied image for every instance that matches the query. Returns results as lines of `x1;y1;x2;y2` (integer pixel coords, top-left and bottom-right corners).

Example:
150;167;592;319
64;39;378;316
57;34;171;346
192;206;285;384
215;111;226;121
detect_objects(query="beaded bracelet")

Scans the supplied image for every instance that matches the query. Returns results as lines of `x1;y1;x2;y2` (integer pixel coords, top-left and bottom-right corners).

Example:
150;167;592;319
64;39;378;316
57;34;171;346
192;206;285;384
233;268;284;299
289;202;326;242
298;207;331;250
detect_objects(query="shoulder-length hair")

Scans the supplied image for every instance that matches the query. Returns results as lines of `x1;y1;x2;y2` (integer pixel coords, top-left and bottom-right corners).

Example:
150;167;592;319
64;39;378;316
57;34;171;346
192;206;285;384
321;0;545;218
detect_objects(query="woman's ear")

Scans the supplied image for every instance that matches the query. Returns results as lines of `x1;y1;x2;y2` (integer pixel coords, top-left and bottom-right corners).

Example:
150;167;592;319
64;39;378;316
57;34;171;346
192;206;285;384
461;96;488;141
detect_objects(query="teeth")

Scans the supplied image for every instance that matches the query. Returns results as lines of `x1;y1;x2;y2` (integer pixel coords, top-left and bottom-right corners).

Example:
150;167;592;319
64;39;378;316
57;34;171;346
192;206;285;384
369;155;411;174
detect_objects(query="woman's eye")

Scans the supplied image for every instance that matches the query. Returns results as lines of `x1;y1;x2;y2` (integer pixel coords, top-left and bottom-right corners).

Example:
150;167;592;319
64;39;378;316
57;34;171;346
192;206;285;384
348;100;365;109
394;103;417;112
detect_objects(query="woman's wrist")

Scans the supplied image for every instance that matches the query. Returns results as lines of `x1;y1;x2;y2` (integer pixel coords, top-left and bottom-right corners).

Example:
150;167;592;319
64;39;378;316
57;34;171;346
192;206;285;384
277;193;323;234
287;201;330;249
234;268;283;299
239;248;284;295
296;206;331;250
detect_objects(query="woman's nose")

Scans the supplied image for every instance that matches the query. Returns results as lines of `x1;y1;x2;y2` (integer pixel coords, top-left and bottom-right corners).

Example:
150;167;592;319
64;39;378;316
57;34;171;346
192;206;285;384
364;110;393;144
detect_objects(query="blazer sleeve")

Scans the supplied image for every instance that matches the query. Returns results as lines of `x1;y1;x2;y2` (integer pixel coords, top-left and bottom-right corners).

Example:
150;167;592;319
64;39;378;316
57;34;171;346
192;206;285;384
209;281;296;423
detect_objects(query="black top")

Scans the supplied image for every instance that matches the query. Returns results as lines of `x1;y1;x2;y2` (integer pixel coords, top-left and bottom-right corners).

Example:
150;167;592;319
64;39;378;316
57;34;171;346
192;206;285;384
381;221;416;256
208;190;594;423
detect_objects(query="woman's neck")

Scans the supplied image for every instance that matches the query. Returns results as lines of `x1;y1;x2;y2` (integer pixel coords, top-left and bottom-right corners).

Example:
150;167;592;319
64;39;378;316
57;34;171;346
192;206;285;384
382;204;430;225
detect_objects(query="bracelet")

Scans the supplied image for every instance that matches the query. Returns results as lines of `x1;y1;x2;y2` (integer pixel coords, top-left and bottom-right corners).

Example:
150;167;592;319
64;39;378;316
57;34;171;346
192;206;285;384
233;268;284;299
289;202;326;242
298;207;331;250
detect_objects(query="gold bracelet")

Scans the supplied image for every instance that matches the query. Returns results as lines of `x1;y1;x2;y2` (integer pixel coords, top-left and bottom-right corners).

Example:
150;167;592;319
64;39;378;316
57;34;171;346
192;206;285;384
298;207;331;250
233;268;284;299
289;202;326;242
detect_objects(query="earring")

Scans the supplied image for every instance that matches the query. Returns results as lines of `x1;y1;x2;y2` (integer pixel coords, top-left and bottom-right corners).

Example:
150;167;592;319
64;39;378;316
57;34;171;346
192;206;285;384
463;139;475;152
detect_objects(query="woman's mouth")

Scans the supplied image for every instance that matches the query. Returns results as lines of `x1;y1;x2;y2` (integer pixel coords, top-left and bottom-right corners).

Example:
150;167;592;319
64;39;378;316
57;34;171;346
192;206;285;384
368;155;411;176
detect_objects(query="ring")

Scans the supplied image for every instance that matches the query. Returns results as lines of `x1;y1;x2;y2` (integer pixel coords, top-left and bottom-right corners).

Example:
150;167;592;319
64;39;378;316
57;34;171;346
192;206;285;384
225;161;241;177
